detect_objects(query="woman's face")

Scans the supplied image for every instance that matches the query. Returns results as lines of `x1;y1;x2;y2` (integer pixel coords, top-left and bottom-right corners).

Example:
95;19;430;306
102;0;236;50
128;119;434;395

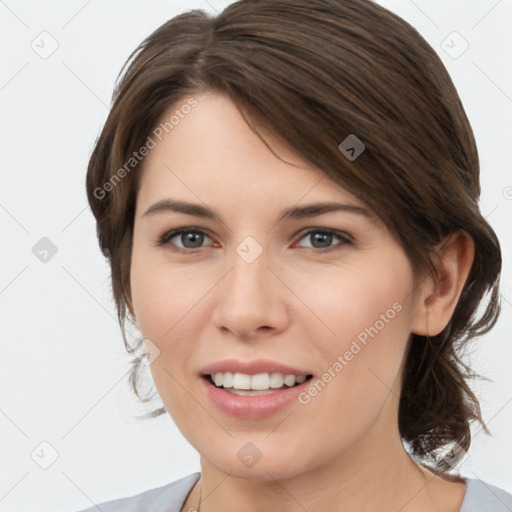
130;91;425;480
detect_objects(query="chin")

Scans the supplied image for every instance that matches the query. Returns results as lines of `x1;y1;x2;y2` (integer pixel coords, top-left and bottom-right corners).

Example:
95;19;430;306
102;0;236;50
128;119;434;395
200;440;316;482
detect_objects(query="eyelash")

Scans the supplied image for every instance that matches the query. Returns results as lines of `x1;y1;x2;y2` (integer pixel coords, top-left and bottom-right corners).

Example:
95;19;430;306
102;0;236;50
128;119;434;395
156;227;353;255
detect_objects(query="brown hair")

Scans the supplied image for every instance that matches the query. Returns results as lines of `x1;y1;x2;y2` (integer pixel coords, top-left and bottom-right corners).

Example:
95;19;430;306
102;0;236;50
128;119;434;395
86;0;501;473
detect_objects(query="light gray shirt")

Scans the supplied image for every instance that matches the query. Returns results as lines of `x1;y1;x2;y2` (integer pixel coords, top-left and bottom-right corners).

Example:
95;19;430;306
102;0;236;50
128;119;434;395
76;472;512;512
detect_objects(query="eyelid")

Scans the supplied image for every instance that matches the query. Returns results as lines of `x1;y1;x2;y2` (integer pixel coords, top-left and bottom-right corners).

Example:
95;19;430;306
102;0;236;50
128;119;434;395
295;227;353;245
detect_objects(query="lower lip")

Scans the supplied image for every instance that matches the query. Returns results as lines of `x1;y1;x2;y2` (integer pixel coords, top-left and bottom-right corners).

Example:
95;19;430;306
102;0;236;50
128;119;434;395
200;376;313;420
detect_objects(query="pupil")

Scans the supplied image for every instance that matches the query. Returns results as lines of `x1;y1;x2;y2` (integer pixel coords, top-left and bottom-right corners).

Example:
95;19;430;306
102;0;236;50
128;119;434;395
182;231;203;248
312;232;331;248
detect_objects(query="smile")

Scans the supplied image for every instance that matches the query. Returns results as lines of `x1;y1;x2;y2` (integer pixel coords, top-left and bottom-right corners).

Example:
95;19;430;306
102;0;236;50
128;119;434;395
200;372;314;419
207;372;310;395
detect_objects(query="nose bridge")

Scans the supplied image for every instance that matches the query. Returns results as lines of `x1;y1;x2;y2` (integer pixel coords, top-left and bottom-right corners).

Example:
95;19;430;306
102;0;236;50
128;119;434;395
212;235;287;337
228;237;272;305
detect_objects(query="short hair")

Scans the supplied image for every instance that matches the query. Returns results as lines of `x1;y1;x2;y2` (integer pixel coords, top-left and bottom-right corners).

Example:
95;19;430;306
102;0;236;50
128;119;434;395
86;0;501;473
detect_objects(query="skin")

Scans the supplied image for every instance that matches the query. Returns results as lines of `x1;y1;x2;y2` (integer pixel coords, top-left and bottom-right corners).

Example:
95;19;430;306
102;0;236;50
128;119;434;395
129;91;474;512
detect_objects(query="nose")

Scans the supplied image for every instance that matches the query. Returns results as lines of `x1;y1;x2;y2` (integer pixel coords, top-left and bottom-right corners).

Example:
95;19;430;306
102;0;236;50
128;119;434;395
211;244;290;341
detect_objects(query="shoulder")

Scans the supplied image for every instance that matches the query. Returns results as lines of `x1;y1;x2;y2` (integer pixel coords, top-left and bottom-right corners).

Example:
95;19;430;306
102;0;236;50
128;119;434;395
74;472;201;512
460;477;512;512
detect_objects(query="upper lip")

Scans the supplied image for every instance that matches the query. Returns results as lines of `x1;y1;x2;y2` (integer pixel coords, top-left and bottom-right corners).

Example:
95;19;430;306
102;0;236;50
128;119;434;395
200;358;312;377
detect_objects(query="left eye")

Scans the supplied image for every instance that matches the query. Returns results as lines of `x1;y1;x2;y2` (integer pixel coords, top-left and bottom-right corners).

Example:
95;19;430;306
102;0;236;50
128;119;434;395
296;229;351;251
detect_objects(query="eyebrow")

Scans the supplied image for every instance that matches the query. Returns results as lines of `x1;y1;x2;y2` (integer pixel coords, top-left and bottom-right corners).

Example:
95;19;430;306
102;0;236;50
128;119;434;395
142;199;373;223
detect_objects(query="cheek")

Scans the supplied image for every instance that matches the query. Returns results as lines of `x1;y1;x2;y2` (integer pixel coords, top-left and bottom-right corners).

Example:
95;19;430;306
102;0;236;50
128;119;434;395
291;256;413;346
130;245;213;339
129;248;216;408
291;257;414;414
129;262;202;425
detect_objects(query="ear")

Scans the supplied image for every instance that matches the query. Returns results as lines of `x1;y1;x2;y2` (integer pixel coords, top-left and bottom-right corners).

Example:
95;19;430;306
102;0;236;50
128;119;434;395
411;230;475;336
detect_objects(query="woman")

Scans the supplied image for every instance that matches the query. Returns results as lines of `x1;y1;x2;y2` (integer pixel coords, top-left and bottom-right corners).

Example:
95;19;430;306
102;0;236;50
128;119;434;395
79;0;512;510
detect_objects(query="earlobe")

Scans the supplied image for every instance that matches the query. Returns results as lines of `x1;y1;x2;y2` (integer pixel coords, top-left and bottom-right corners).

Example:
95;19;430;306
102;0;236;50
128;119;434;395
411;231;475;337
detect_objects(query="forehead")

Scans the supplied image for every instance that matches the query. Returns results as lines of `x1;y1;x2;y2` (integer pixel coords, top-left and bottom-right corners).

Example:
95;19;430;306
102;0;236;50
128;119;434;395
136;91;372;220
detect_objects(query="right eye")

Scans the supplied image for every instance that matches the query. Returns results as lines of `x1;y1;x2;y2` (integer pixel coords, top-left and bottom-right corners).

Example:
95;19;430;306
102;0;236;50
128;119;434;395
157;228;215;254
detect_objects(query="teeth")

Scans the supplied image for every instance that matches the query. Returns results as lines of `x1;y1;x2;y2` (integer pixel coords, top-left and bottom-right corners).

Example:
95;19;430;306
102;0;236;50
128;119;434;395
251;373;270;390
210;372;308;390
222;372;233;388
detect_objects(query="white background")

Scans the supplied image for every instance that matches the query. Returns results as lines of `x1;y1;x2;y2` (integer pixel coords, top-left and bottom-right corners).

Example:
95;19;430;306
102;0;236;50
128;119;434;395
0;1;511;510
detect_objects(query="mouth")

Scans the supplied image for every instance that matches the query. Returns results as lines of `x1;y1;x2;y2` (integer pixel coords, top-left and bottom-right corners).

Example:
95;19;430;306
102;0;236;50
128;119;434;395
202;372;314;396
